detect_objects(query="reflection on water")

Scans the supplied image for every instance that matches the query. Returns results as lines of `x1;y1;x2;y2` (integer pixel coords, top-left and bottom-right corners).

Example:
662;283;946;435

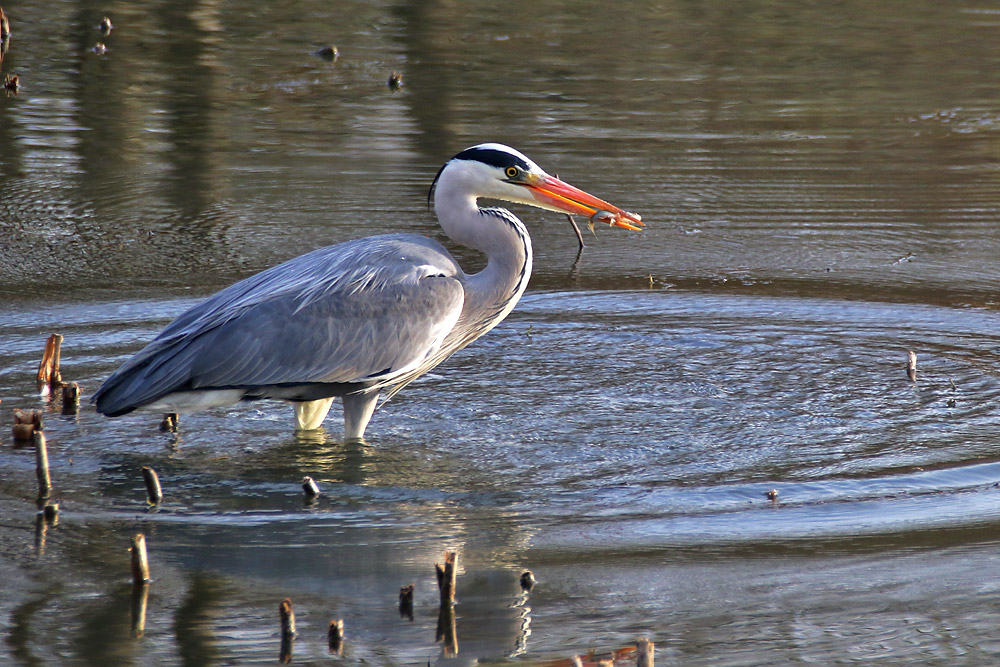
5;0;1000;664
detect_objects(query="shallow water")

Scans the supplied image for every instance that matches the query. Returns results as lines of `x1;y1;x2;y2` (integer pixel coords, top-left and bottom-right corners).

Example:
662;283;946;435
4;0;1000;664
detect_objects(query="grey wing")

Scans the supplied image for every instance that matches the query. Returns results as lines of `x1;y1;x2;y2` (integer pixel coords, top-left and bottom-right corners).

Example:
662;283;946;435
93;235;466;415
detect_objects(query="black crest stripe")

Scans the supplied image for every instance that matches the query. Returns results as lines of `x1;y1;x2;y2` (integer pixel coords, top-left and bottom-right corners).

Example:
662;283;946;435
451;147;531;172
428;146;531;206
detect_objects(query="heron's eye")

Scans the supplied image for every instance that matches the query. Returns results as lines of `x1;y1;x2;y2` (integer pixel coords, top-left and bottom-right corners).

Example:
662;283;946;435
505;166;519;179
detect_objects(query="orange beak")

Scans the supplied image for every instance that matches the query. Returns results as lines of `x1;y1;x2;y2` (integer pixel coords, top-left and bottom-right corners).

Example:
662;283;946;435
524;174;644;231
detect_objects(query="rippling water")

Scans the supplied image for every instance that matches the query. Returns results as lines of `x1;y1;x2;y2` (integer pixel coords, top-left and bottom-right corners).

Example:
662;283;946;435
4;0;1000;664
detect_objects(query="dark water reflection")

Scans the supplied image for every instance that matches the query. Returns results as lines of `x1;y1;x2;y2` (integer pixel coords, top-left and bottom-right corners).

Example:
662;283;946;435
5;0;1000;664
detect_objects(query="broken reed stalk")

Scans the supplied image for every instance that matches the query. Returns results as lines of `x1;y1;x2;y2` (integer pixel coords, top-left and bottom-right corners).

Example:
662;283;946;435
906;350;917;382
328;619;344;655
435;550;457;604
279;598;296;663
130;533;151;584
34;431;51;499
637;638;655;667
302;476;320;500
159;413;178;432
141;466;163;504
37;333;63;392
279;598;296;637
398;584;415;620
61;382;80;415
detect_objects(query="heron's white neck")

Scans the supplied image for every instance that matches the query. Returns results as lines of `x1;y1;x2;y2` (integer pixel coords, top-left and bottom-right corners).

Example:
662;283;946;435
434;177;533;316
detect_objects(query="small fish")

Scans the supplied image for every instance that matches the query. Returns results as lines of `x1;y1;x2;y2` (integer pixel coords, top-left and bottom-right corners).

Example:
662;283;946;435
591;208;642;232
590;209;618;227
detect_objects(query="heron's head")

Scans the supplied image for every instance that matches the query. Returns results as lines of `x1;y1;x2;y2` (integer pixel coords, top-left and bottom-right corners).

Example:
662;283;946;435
429;143;643;230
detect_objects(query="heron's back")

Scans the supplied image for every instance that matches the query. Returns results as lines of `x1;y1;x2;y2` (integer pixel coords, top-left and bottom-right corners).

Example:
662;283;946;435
92;234;467;416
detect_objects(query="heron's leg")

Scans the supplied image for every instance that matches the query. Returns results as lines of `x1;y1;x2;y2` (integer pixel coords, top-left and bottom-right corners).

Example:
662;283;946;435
293;397;335;430
342;390;379;440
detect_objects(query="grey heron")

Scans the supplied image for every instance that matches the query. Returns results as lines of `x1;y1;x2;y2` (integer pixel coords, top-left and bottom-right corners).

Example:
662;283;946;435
92;144;642;439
